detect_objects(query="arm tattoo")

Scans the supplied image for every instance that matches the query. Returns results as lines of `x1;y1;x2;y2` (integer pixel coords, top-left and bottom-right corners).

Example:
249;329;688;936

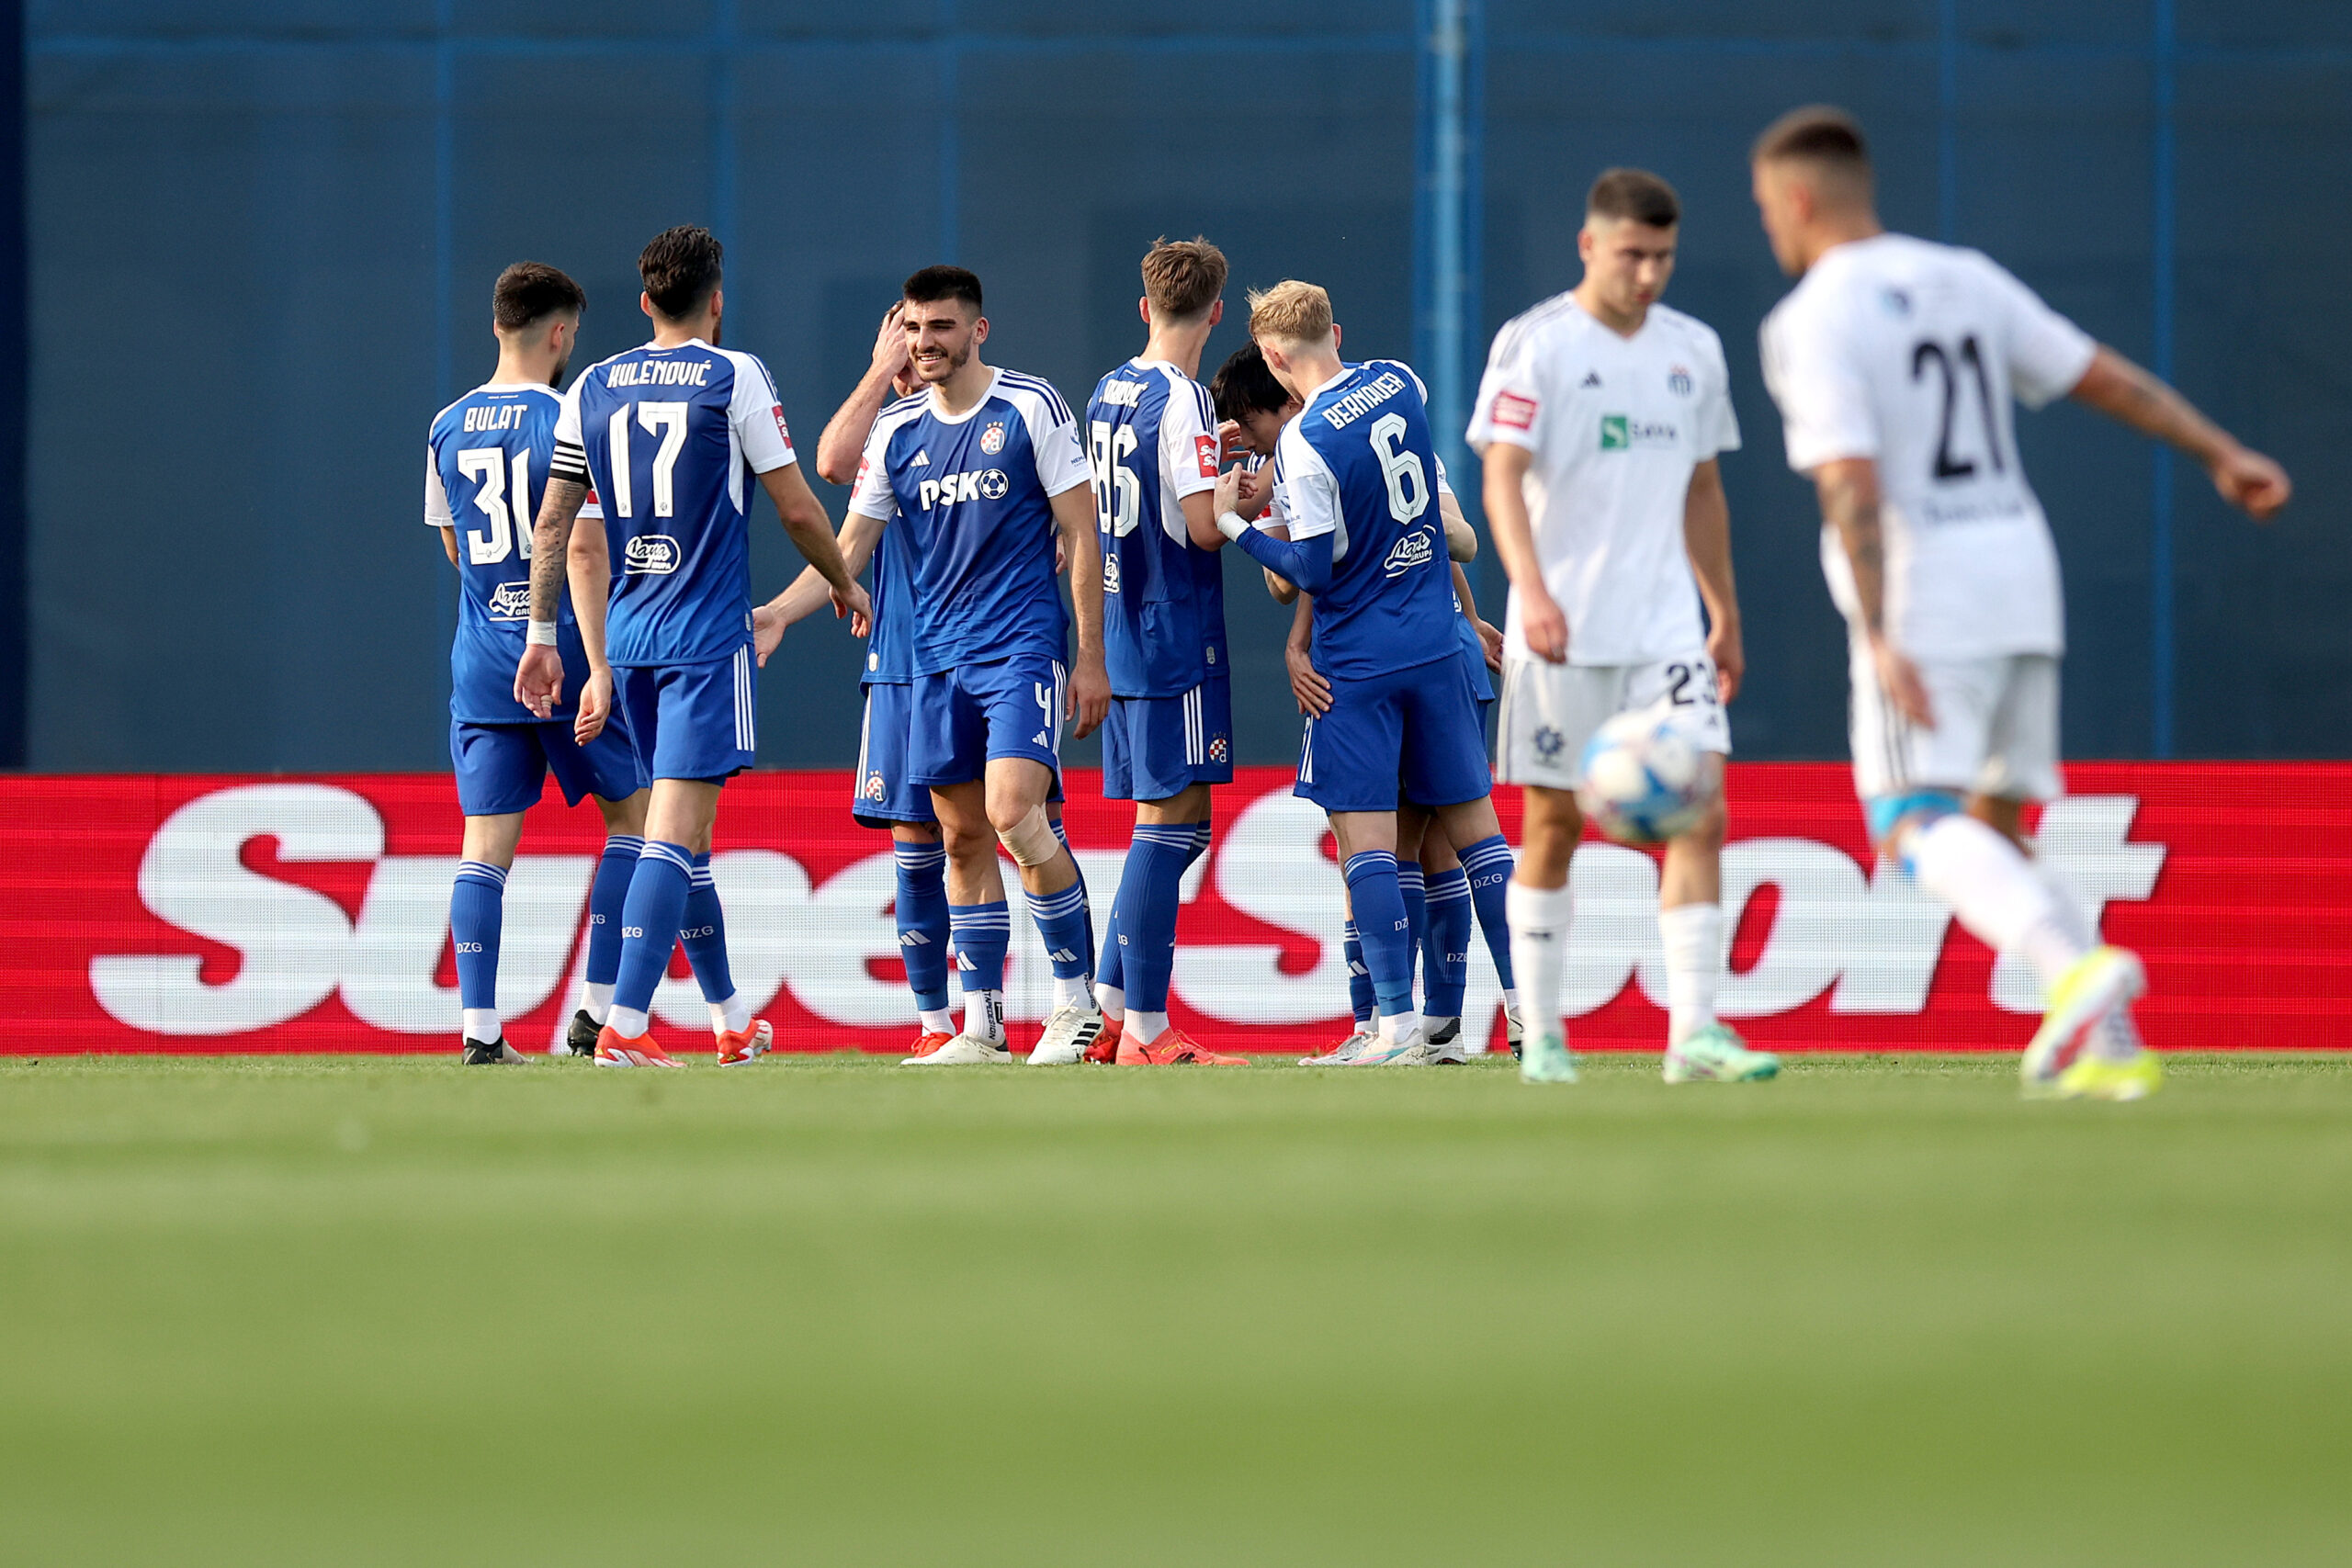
526;478;588;622
1820;469;1886;636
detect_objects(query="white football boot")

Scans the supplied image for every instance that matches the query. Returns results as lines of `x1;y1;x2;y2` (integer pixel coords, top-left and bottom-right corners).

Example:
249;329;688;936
1026;1001;1106;1066
901;1032;1012;1066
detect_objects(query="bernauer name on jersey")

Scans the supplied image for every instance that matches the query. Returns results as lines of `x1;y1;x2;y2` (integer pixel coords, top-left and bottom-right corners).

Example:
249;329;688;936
1319;370;1409;429
605;359;714;389
1600;413;1679;451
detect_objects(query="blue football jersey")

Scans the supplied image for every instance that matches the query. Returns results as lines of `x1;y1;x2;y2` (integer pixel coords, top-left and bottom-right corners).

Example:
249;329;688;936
552;338;797;668
847;368;1092;673
1274;359;1460;680
426;382;603;723
1085;358;1227;697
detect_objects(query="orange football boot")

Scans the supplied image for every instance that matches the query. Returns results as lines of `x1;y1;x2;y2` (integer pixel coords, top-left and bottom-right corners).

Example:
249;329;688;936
1082;1016;1122;1064
594;1025;685;1067
717;1020;774;1066
903;1030;956;1061
1115;1028;1247;1066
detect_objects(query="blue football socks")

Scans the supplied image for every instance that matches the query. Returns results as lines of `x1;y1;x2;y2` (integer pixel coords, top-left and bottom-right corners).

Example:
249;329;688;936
893;839;952;1015
1422;865;1474;1021
450;859;506;1042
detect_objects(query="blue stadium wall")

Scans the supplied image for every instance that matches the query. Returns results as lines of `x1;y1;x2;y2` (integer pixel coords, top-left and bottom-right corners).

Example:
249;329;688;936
21;2;2349;772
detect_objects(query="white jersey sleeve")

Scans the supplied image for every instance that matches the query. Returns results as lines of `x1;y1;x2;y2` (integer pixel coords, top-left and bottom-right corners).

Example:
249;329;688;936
578;485;604;523
724;351;797;474
847;418;899;522
1974;254;2098;409
1159;378;1221;491
1761;298;1879;473
550;375;590;487
1272;422;1340;545
1465;333;1546;456
1020;389;1091;498
1695;327;1741;457
424;444;452;528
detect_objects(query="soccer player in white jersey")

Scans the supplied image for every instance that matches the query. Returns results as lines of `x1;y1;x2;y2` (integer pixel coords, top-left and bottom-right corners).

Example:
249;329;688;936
1473;168;1781;1088
426;263;650;1064
517;226;869;1066
1751;107;2291;1099
846;266;1111;1066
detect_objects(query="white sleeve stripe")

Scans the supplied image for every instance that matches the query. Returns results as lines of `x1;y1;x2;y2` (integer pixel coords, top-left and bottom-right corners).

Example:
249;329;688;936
1000;371;1072;423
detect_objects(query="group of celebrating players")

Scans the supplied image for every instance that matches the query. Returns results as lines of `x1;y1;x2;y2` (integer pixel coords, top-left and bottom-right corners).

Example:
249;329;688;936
425;105;2289;1096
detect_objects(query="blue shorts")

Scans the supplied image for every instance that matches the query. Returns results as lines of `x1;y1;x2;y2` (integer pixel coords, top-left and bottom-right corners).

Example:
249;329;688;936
1103;677;1233;801
910;651;1065;788
614;647;758;784
1296;654;1493;814
451;715;645;818
853;682;937;829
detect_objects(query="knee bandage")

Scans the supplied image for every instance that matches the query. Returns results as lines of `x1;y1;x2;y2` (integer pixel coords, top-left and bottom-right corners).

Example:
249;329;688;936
998;805;1062;868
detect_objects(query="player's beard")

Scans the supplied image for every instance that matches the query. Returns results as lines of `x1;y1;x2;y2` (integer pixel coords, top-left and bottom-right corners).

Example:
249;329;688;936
919;339;971;381
547;353;571;388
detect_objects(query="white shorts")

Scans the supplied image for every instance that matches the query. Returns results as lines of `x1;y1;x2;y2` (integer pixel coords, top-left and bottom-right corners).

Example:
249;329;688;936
1496;651;1732;791
1849;645;2062;802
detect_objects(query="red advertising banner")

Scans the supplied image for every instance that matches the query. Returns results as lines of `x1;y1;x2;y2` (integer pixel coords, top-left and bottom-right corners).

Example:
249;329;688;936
1;765;2344;1055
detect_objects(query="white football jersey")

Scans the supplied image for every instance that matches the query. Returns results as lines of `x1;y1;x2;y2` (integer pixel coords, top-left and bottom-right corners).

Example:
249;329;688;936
1759;232;2097;660
1467;295;1738;666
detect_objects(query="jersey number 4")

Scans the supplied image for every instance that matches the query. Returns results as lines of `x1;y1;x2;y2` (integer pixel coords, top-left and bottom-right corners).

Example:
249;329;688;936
456;447;533;566
1088;419;1141;537
605;401;690;518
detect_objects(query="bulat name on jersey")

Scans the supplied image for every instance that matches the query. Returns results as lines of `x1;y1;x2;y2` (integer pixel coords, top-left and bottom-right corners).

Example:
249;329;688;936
485;581;532;619
605;359;714;389
917;469;1010;510
1097;378;1146;408
1319;371;1409;430
1382;525;1436;579
459;402;533;434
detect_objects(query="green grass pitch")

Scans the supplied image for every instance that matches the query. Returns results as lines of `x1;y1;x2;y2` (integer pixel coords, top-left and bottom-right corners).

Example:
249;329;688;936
3;1052;2348;1565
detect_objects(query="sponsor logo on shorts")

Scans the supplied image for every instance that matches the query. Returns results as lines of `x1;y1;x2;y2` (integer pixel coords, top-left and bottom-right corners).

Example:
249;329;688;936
1209;736;1228;762
1533;725;1566;761
1490;391;1538;430
624;535;681;574
864;773;887;802
1600;414;1679;452
1381;525;1436;579
486;581;532;620
979;421;1007;455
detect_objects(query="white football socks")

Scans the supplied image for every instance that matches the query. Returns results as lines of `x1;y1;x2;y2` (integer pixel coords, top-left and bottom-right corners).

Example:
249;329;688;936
1051;974;1091;1012
1379;1008;1423;1045
1093;982;1126;1021
462;1008;500;1044
967;988;1006;1044
709;992;751;1037
1907;814;2085;993
1657;902;1724;1047
608;1004;651;1041
1507;879;1574;1045
1125;1009;1169;1046
919;1007;956;1037
582;982;615;1025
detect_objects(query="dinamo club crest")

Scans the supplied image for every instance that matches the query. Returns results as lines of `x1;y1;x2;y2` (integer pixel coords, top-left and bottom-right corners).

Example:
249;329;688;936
979;421;1007;455
864;773;887;803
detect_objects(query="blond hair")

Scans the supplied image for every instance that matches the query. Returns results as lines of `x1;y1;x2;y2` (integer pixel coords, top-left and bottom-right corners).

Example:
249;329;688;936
1246;279;1334;347
1142;236;1227;321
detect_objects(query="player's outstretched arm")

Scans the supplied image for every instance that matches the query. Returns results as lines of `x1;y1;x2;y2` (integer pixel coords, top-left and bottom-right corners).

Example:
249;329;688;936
515;475;588;717
2069;345;2292;521
761;508;886;665
759;462;872;635
1681;457;1745;704
1814;457;1932;728
816;303;910;486
1215;466;1333;596
1051;481;1112;739
1480;442;1566;663
567;515;616;741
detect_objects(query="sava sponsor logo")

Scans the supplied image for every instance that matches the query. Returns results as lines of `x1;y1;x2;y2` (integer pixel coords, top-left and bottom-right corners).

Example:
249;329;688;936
81;783;2163;1043
623;535;680;574
1600;413;1679;450
918;469;1009;509
1382;525;1436;578
485;581;533;620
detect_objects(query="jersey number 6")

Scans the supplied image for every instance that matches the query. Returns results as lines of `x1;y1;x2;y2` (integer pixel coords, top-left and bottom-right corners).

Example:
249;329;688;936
1088;419;1141;537
1369;412;1429;525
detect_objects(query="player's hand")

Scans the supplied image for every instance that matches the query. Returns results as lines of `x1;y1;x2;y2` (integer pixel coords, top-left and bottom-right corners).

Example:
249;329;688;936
831;580;873;639
1214;464;1255;526
1232;465;1272;522
1217;420;1250;467
1475;617;1504;673
1521;587;1569;664
1286;639;1332;716
1870;635;1935;729
1708;618;1745;705
515;646;564;719
1068;656;1111;739
752;603;787;668
871;301;910;377
574;667;612;742
2210;444;2291;522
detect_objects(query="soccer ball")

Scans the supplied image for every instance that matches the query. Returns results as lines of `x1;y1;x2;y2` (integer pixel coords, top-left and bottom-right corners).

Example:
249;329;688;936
1575;710;1710;844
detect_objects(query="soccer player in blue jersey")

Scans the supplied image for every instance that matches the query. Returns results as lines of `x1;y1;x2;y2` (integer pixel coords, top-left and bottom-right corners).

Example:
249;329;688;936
846;265;1110;1066
1214;342;1517;1064
426;262;650;1066
516;226;869;1067
1081;239;1248;1067
1215;281;1520;1066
